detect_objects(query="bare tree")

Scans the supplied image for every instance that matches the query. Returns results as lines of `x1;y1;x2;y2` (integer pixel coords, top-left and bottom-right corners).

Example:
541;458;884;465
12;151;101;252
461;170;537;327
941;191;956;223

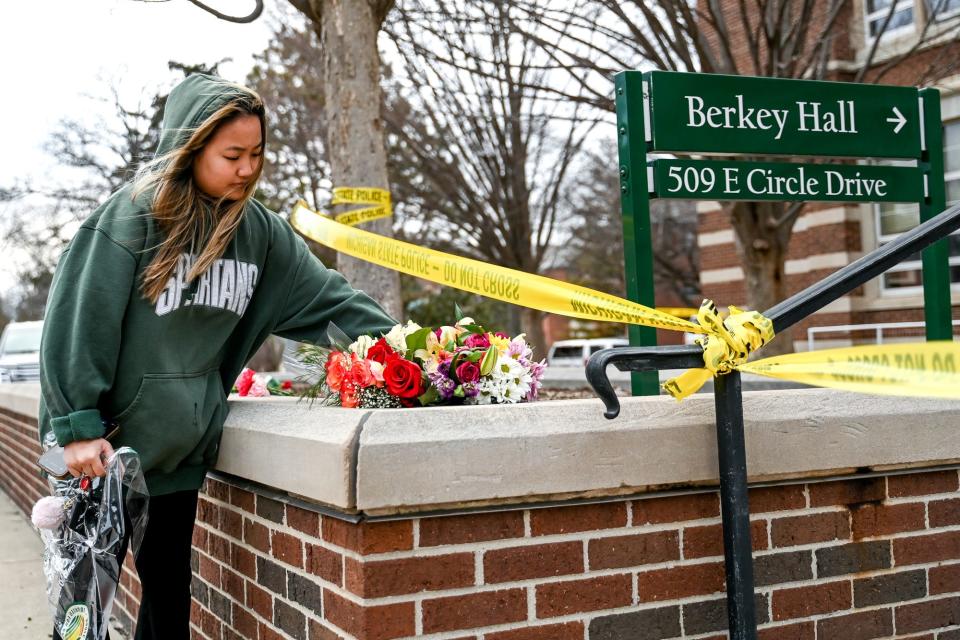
506;0;960;353
383;0;601;354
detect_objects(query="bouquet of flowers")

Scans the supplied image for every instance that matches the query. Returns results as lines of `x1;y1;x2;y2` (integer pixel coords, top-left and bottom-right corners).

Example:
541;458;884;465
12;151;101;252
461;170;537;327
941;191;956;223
231;368;295;397
302;313;546;409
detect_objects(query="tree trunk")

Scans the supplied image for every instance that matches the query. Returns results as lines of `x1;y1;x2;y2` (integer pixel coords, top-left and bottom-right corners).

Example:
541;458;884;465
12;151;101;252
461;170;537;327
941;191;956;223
315;0;402;319
727;201;795;355
518;308;546;363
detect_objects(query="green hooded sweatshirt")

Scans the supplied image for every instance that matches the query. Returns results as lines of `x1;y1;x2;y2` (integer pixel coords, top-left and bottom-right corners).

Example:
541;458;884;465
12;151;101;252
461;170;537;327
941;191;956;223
38;74;398;495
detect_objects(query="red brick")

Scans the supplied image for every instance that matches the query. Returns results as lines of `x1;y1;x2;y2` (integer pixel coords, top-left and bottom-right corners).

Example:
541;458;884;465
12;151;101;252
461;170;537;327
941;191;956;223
931;563;960;595
422;589;527;633
589;531;679;569
198;554;221;588
308;620;345;640
773;581;852;620
888;470;959;497
219;509;242;540
816;608;893;640
771;512;849;547
893;531;960;566
231;603;257;638
484;541;583;583
930;498;960;527
322;518;413;554
222;568;245;602
258;622;285;640
245;581;272;620
287;505;320;538
229;486;255;512
535;574;632;618
243;518;270;553
306;543;343;585
530;503;627;535
895;596;960;633
230;543;256;579
758;621;815;640
205;478;231;502
322;589;415;640
633;493;719;524
638;562;726;601
750;485;806;512
851;503;925;538
484;622;585;640
271;530;304;568
208;532;231;564
809;478;885;506
420;511;524;546
197;498;219;527
683;521;768;559
345;553;474;597
192;526;209;552
201;608;221;640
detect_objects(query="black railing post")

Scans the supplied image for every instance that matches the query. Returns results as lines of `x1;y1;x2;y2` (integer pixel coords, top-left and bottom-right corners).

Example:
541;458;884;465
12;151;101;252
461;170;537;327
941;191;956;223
713;371;757;640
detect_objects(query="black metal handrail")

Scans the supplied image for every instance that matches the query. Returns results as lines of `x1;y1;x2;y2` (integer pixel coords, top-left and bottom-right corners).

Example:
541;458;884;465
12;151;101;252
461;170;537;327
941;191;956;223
585;201;960;639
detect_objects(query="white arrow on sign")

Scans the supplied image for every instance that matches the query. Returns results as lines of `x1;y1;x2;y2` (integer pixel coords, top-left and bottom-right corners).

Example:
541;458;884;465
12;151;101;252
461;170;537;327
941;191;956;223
886;106;907;134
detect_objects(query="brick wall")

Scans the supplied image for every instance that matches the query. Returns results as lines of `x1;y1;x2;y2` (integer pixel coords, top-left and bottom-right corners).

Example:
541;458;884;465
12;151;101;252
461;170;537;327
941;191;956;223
5;401;960;639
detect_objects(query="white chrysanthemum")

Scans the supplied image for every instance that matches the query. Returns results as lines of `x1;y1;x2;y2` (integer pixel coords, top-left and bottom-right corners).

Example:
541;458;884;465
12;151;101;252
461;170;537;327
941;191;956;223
348;334;376;358
384;320;422;352
477;356;532;403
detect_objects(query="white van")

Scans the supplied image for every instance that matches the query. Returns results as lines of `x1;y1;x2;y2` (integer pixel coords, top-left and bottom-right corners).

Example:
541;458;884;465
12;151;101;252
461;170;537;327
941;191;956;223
0;320;43;382
547;337;629;367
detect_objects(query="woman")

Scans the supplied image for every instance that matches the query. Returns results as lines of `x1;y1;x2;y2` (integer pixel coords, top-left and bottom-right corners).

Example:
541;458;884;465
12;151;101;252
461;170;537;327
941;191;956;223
39;73;397;639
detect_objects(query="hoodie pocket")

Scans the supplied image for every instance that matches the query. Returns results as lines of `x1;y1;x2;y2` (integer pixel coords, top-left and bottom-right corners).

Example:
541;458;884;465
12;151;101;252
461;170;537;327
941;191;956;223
114;368;224;475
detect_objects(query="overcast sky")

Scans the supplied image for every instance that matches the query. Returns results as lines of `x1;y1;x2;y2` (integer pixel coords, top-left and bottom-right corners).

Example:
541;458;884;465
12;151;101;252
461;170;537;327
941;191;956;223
0;0;274;294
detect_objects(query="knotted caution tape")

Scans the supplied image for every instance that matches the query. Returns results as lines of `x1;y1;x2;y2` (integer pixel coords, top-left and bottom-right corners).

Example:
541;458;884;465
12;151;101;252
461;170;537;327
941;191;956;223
662;300;776;400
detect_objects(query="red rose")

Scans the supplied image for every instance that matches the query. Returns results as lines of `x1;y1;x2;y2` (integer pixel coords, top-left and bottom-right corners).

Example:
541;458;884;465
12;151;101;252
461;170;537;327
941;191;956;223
347;354;377;388
235;368;255;396
340;385;359;408
366;337;396;364
281;380;293;390
383;356;424;400
455;360;480;384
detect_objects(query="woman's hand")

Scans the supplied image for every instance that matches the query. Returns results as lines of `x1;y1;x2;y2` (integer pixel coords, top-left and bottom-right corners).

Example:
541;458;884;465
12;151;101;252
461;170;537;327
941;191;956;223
63;438;114;478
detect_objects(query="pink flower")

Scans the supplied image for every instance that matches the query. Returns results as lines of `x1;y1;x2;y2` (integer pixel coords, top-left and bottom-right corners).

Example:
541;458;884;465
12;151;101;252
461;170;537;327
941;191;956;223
464;333;490;349
248;380;270;397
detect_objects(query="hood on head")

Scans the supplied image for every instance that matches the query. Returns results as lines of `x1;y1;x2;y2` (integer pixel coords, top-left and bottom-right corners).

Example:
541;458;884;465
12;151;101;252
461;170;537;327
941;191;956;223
155;73;260;157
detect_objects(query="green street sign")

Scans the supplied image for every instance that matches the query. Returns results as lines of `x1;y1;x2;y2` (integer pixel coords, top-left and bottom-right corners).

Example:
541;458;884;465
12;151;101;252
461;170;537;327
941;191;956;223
650;159;924;203
646;71;923;159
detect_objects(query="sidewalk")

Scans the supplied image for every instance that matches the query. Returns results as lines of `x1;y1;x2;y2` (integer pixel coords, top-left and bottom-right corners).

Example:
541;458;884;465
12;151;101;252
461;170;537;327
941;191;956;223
0;489;51;639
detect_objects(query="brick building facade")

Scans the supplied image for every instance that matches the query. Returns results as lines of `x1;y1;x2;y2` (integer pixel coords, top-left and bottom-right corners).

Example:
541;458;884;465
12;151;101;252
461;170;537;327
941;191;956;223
698;0;960;350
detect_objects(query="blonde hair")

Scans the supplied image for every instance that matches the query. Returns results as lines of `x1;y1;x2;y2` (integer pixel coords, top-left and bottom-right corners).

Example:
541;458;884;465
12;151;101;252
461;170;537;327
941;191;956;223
131;85;266;305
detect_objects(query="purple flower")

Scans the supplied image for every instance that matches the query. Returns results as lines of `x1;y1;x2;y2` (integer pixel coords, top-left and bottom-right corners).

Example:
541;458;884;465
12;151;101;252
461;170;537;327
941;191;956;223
427;364;457;400
462;382;480;398
526;359;547;400
464;333;490;349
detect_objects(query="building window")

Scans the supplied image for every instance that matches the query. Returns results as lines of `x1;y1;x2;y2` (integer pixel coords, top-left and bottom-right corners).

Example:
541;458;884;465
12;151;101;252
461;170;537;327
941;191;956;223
924;0;960;20
865;0;916;38
875;120;960;292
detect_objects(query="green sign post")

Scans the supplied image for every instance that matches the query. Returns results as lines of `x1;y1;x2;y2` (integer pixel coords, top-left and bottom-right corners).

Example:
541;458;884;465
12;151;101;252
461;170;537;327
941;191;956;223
615;70;950;396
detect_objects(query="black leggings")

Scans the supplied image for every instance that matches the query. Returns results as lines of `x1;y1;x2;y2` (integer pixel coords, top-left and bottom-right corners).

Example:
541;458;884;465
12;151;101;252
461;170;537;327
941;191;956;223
53;488;199;640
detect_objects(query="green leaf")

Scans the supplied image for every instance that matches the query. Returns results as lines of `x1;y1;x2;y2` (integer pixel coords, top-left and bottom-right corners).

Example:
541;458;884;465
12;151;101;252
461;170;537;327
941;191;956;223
326;322;353;351
480;346;498;376
453;385;465;398
418;386;440;406
405;327;433;357
454;302;466;322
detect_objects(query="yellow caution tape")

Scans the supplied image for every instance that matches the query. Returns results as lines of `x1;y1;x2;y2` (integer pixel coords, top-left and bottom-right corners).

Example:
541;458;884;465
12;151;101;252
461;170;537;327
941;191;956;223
657;307;699;318
663;300;776;400
738;342;960;399
290;201;703;333
331;187;392;226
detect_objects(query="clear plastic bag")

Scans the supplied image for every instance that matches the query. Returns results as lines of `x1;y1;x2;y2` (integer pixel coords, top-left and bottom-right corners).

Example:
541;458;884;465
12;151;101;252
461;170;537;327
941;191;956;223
35;447;149;640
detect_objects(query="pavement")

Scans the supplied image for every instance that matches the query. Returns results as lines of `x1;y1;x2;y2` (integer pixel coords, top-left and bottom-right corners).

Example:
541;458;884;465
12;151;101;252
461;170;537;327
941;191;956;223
0;489;52;639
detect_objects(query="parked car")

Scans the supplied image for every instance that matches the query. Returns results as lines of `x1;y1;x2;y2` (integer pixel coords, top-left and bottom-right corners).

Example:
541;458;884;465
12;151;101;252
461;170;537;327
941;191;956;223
0;320;43;382
547;337;629;367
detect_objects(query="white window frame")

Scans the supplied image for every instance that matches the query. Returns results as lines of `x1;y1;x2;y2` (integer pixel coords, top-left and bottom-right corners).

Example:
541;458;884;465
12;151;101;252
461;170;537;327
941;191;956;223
924;0;960;22
864;0;918;42
874;119;960;295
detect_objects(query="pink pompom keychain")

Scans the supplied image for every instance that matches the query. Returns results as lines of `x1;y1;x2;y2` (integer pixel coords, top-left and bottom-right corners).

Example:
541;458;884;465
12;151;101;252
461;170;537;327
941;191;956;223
31;495;67;530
